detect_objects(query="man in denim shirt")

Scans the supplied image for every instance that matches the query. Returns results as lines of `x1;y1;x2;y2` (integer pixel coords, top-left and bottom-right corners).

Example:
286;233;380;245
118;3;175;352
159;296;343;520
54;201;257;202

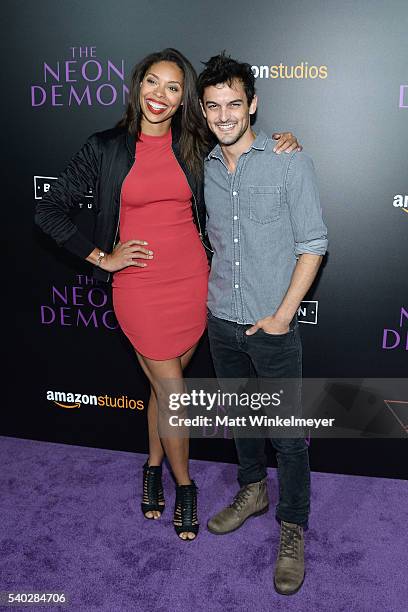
197;54;328;595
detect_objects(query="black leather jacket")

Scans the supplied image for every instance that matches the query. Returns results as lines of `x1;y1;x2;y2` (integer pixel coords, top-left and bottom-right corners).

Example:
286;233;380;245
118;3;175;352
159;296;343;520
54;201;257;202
35;121;209;282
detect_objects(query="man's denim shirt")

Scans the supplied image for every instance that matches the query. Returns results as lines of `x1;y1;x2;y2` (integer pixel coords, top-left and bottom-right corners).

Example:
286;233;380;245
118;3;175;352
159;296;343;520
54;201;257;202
204;130;328;324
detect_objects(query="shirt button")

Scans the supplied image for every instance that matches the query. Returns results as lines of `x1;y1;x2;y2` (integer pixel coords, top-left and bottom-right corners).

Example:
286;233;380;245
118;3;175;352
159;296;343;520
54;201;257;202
234;284;239;289
235;261;240;266
233;215;238;220
234;238;238;243
233;191;238;196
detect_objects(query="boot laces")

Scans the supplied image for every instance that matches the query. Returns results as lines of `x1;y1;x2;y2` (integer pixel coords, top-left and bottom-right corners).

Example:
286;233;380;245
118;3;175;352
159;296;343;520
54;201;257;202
278;522;301;559
231;486;252;512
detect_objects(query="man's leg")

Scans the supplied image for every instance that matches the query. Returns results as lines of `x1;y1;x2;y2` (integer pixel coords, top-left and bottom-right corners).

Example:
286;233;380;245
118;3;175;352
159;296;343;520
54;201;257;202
246;321;309;594
207;311;268;485
247;322;310;527
206;311;269;534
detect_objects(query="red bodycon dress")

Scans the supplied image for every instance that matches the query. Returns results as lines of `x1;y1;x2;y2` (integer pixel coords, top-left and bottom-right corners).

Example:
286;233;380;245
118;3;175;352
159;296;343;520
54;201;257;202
112;130;209;360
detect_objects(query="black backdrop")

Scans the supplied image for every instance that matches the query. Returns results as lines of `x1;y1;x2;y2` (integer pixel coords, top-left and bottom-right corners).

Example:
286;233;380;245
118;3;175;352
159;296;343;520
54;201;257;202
3;0;407;478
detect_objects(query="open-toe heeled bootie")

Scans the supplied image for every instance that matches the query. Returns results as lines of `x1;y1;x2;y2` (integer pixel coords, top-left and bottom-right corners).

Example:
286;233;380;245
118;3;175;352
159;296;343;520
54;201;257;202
173;480;199;540
141;461;165;519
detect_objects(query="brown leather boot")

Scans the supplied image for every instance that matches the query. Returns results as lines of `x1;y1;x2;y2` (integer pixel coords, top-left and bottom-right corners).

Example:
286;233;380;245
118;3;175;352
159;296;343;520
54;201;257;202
207;478;269;535
273;521;305;595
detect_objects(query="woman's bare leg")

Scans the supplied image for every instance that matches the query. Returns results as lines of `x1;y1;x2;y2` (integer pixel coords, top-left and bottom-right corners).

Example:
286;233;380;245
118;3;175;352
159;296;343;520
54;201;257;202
136;343;199;536
140;390;164;519
138;343;198;469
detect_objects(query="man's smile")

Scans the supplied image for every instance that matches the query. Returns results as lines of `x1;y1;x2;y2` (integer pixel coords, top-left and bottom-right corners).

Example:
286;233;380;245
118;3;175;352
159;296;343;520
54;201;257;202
216;122;237;131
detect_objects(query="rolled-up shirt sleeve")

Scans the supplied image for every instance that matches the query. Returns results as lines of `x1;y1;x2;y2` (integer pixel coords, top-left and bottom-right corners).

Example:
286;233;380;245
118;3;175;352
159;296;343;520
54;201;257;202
285;151;328;256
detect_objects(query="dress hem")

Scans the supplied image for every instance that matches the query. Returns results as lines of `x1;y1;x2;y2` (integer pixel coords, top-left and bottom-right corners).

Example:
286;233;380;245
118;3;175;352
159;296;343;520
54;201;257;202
131;324;207;361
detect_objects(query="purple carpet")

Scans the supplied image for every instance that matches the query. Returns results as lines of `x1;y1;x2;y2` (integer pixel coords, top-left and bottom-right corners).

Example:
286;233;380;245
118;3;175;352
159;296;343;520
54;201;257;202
0;436;407;612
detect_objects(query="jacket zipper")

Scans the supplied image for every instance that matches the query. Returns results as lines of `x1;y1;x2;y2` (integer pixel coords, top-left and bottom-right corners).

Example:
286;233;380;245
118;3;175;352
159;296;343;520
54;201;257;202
106;154;136;281
185;181;214;254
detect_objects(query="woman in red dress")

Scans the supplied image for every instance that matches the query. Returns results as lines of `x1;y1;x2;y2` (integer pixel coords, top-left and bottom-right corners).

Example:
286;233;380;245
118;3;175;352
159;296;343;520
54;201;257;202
35;48;300;541
110;57;209;540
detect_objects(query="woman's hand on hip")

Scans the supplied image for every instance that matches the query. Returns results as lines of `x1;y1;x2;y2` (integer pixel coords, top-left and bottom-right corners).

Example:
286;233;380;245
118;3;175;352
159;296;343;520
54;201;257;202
101;240;153;272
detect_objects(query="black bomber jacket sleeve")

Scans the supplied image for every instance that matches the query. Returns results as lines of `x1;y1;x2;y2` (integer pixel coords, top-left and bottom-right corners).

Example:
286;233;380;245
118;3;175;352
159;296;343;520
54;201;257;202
34;134;100;260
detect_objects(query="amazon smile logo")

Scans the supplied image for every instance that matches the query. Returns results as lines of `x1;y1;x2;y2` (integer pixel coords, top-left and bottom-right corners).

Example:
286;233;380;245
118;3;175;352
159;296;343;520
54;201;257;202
393;194;408;214
46;390;144;410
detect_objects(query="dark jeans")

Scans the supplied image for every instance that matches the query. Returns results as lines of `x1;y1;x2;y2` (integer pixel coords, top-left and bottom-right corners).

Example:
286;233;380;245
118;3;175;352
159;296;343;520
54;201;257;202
207;311;310;529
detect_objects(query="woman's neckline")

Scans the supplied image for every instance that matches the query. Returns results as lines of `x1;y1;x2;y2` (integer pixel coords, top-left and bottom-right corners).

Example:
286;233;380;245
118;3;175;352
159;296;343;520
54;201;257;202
140;130;172;142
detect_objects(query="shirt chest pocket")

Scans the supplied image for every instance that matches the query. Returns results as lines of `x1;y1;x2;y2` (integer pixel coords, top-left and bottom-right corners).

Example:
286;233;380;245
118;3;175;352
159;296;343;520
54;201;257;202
248;185;281;224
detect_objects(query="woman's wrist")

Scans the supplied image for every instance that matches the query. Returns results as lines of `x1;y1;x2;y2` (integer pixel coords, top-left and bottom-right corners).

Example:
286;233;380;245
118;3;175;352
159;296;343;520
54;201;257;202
99;253;112;271
95;250;106;267
86;248;110;269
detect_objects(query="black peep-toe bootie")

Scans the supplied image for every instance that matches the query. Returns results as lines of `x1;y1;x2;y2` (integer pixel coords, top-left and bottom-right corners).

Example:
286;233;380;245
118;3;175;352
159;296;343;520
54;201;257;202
173;480;199;540
141;461;165;519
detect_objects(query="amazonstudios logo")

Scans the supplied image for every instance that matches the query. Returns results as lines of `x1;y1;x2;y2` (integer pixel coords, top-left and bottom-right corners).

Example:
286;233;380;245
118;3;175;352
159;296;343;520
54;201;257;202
30;45;128;108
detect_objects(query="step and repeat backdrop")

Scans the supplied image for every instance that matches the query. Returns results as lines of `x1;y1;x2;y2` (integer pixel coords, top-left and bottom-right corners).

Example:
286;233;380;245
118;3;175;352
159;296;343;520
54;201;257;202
4;0;407;478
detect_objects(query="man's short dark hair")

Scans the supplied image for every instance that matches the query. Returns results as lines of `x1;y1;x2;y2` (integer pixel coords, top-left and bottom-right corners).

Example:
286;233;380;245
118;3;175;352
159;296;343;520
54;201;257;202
197;52;256;105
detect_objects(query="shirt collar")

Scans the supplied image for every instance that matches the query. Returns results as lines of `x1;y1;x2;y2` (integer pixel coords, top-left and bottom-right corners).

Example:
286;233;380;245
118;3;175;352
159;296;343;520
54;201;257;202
207;129;268;161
